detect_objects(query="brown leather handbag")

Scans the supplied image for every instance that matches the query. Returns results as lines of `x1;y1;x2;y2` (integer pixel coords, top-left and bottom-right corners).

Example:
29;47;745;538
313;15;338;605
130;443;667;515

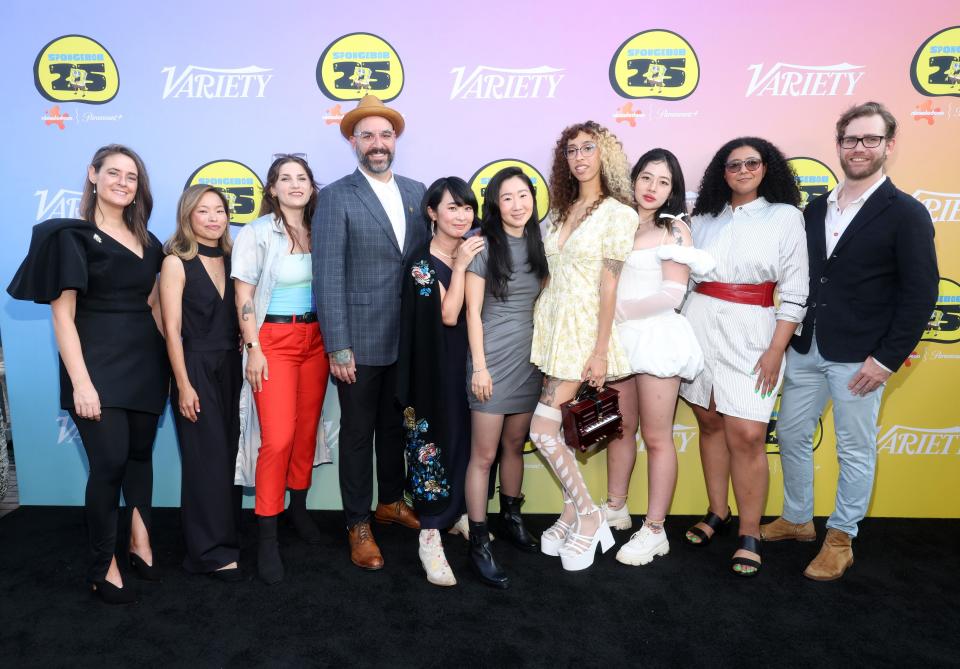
560;383;623;452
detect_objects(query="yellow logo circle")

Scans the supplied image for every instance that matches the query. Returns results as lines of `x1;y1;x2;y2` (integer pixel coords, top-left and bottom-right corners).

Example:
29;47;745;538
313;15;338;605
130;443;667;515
468;159;550;224
787;157;838;210
609;30;699;100
33;35;119;104
922;278;960;344
910;26;960;97
316;32;404;102
184;160;264;226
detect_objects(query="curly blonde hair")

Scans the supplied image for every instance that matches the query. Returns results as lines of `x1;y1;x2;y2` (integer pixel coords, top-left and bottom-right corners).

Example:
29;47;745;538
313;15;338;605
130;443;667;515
548;121;634;228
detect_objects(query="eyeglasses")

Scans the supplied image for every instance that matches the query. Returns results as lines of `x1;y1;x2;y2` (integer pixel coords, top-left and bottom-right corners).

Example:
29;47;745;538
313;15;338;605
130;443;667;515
724;158;763;173
272;152;307;161
354;130;396;143
564;143;597;159
838;135;885;149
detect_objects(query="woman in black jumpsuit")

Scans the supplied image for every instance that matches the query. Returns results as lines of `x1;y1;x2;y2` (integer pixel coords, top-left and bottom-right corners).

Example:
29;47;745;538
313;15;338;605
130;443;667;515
160;185;242;581
7;144;169;604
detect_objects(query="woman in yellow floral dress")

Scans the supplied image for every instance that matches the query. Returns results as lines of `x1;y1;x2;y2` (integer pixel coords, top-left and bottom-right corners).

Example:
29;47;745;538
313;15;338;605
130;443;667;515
529;120;639;571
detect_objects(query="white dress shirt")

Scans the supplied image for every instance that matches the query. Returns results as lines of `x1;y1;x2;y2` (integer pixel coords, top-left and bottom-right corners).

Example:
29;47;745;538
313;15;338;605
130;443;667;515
825;174;887;256
361;169;406;251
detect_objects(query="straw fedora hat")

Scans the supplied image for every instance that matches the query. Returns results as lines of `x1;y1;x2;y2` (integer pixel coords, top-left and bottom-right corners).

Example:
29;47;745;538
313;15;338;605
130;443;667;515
340;94;405;139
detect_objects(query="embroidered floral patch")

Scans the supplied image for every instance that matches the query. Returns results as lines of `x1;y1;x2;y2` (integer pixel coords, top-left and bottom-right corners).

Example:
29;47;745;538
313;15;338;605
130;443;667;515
411;260;435;297
402;407;449;504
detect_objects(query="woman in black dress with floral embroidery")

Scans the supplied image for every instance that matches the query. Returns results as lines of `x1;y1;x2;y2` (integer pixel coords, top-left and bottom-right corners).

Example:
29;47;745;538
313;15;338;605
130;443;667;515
7;144;169;604
397;177;484;587
159;185;243;581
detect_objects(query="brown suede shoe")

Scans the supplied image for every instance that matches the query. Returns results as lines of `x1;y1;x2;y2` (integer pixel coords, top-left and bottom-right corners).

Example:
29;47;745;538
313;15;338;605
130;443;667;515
803;528;853;581
374;500;421;529
760;517;816;542
348;521;384;570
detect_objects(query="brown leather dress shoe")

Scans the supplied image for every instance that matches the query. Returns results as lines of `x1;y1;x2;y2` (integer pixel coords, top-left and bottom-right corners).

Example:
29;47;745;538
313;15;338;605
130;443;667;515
803;528;854;581
348;521;384;570
760;517;816;542
374;500;421;529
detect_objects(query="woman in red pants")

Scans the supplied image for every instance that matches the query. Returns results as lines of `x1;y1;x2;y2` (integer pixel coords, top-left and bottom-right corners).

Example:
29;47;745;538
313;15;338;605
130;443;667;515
232;155;330;584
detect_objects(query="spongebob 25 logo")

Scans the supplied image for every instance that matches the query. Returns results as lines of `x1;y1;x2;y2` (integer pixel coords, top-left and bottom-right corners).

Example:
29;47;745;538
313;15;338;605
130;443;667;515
185;160;264;226
34;35;119;104
910;26;960;97
787;157;838;210
609;30;699;100
316;33;404;102
922;278;960;344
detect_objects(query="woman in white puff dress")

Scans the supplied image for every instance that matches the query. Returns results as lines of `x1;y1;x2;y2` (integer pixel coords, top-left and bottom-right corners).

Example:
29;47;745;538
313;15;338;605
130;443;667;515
604;149;714;567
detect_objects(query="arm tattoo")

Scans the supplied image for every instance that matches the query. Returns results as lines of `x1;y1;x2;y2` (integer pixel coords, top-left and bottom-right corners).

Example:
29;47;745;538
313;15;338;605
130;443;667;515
670;222;685;246
241;301;254;322
331;348;353;365
602;258;624;278
539;377;562;405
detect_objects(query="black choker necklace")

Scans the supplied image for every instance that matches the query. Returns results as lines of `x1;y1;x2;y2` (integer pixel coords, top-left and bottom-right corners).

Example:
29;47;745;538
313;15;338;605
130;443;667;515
196;244;224;258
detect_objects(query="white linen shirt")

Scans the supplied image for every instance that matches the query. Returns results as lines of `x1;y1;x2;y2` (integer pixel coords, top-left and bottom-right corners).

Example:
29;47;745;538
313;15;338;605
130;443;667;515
825;174;887;256
360;169;406;251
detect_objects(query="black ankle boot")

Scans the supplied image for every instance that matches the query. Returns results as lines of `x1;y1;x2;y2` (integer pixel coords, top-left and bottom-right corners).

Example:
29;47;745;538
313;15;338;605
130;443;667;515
286;489;323;545
257;515;284;585
468;520;509;589
499;493;539;552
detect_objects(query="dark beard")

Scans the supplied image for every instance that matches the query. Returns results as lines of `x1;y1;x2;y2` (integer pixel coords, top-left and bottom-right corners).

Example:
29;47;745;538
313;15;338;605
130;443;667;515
357;146;393;174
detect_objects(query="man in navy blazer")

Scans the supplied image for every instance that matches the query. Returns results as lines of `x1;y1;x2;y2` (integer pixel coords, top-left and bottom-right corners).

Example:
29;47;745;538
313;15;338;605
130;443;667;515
313;95;428;570
761;102;938;580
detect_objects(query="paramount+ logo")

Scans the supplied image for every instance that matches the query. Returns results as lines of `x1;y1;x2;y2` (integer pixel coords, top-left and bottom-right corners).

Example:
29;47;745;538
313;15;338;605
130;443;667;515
787;157;838;210
316;33;404;102
909;26;960;97
608;30;699;101
184;160;264;225
468;159;550;224
34;35;119;105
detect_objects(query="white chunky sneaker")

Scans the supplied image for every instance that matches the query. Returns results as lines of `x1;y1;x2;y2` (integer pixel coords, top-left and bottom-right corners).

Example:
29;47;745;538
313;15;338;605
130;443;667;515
604;500;633;531
419;530;456;586
616;523;670;566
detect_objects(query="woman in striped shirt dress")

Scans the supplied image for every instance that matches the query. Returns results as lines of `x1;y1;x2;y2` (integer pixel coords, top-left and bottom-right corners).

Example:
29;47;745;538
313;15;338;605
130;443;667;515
679;137;808;577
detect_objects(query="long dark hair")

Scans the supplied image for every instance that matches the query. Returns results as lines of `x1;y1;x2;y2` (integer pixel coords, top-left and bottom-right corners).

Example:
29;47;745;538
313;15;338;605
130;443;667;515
259;155;319;251
480;167;548;300
421;176;479;230
631;148;687;228
693;137;800;217
80;144;153;248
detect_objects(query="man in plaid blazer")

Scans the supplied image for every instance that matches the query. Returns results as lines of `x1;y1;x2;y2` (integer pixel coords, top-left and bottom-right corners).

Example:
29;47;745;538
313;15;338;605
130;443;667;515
313;95;429;570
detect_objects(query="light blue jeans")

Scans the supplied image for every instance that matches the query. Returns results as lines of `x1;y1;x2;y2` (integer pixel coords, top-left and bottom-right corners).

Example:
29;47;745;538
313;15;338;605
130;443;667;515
776;337;884;538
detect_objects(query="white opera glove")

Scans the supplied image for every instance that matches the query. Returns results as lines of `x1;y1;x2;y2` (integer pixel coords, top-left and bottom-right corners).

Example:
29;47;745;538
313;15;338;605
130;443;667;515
615;280;687;322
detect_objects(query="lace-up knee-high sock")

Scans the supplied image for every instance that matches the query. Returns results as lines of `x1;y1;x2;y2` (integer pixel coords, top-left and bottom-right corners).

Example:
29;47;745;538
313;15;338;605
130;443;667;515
529;403;595;516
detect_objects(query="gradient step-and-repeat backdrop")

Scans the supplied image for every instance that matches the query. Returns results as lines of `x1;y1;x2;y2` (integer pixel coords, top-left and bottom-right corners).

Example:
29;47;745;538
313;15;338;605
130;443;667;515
3;2;958;516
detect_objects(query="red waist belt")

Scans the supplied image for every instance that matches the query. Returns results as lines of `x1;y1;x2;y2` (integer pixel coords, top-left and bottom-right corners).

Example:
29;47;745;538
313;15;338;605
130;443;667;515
695;281;776;307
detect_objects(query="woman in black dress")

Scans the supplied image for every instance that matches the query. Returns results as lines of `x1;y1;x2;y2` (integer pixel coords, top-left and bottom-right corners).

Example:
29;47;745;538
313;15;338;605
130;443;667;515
159;185;242;581
7;144;169;604
397;177;484;586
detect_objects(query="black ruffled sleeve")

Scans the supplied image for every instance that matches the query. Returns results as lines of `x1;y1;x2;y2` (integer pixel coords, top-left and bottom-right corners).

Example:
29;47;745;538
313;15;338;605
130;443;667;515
7;218;91;304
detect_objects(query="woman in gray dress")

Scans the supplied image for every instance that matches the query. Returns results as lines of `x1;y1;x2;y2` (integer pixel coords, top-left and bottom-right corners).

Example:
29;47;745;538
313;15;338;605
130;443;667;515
463;167;548;588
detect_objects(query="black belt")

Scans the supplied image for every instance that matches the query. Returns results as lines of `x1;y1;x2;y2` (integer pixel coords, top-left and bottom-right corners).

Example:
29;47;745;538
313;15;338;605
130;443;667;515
263;312;317;324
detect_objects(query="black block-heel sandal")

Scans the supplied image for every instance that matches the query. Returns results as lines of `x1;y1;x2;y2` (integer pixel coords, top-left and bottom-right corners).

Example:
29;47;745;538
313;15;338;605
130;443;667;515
731;535;762;577
684;507;732;547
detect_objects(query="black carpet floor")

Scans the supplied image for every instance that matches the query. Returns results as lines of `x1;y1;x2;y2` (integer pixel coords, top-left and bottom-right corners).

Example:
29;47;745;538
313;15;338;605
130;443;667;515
0;507;957;668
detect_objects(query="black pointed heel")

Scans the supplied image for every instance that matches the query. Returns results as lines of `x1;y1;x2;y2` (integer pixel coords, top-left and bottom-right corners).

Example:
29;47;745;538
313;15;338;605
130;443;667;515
128;553;161;582
91;579;137;604
685;507;733;547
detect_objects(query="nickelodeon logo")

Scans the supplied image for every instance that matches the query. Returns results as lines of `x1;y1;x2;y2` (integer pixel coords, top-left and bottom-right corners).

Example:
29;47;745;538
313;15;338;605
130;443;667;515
877;425;960;455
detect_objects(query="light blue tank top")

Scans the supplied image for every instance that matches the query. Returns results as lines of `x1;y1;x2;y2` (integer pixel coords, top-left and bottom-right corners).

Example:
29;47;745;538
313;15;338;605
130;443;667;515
266;253;314;315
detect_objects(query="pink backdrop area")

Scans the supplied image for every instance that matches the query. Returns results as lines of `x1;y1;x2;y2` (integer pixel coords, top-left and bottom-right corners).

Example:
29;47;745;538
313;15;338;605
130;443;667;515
3;2;958;516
